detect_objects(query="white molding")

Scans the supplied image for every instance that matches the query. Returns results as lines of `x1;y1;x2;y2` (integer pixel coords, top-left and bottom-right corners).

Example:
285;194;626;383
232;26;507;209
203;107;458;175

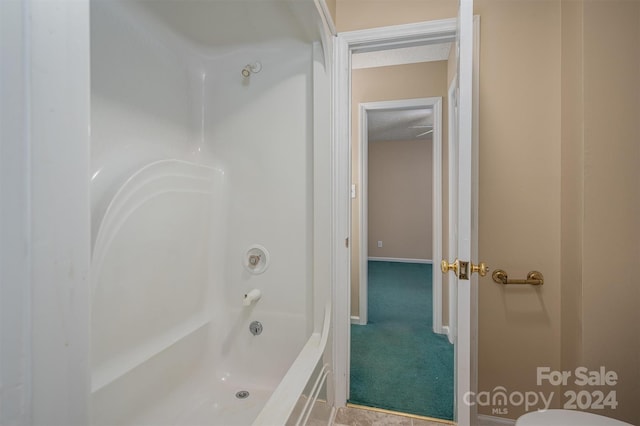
368;257;433;264
471;15;481;426
440;325;450;337
454;4;476;425
339;19;456;53
331;33;351;408
1;2;32;424
27;0;92;423
477;414;516;426
431;98;444;337
358;103;369;326
332;19;457;410
313;0;336;37
447;77;457;346
350;316;364;325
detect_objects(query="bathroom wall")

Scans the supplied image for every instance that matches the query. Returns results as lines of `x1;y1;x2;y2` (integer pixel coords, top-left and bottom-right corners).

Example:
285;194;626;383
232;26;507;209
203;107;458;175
473;0;563;418
560;0;584;398
581;4;639;422
562;2;640;423
350;61;448;317
368;139;433;260
338;0;640;422
336;0;456;32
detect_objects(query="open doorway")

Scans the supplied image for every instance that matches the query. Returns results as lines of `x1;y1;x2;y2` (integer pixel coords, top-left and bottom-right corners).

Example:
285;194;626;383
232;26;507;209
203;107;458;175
348;50;455;421
333;13;480;424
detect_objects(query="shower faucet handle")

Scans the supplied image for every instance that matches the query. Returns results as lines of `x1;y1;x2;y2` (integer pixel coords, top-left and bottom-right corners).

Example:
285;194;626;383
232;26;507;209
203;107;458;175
248;254;261;267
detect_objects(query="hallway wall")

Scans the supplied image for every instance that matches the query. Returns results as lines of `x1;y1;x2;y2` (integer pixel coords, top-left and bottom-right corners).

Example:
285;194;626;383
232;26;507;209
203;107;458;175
368;139;433;260
349;61;448;318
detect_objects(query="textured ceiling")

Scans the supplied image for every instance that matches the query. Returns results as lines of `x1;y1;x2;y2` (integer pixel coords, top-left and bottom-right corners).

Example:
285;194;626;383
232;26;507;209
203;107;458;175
352;43;452;69
367;108;433;143
357;43;450;143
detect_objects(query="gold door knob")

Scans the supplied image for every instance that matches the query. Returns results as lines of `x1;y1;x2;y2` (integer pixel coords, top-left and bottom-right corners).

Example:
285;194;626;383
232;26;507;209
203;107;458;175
471;262;488;277
441;259;459;274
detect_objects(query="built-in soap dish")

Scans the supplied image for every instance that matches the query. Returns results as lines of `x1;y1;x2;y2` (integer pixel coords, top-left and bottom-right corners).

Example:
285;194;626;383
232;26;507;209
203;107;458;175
243;244;269;275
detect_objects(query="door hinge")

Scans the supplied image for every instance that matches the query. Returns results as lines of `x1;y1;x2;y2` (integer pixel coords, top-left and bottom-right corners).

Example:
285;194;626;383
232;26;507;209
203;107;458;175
345;237;349;248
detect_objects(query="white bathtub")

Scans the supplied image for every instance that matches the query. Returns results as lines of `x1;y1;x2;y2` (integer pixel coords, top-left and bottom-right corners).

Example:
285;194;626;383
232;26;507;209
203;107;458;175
90;158;330;425
254;304;332;426
89;0;332;423
91;301;331;426
92;307;330;426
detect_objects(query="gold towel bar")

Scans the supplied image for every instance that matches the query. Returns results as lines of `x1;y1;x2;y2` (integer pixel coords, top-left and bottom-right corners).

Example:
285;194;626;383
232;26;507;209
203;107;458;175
492;269;544;286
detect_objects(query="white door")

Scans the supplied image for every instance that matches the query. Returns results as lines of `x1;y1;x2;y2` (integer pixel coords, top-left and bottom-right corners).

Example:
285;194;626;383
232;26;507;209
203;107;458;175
442;1;481;424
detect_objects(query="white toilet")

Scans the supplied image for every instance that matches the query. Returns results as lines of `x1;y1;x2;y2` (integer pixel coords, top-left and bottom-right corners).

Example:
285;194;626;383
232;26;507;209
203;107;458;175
516;409;634;426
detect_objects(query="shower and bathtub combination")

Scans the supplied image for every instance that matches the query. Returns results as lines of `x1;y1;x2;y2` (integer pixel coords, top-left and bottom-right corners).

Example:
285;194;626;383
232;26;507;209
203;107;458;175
90;1;333;424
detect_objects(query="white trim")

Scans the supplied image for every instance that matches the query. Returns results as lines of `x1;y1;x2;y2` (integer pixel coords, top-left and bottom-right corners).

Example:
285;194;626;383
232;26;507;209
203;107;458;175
447;77;458;346
431;98;444;337
350;316;362;325
358;103;369;326
331;32;351;408
357;97;441;328
477;414;516;426
453;4;476;425
368;257;433;264
27;1;92;423
1;2;32;424
339;19;456;53
313;0;336;37
471;15;481;425
332;18;457;409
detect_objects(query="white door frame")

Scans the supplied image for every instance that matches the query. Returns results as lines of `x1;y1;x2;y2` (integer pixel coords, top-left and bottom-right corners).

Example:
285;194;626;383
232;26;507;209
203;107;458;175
331;18;460;408
356;98;443;332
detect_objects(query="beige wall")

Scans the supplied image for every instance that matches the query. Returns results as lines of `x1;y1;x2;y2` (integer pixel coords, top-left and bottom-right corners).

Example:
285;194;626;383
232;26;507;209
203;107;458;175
560;0;585;398
336;0;456;31
475;1;563;418
325;0;336;28
578;2;639;423
350;61;448;317
339;0;640;423
368;139;432;259
561;3;640;423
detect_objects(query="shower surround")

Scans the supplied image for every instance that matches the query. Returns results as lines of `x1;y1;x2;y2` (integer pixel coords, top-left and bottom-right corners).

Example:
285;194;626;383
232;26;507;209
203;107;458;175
90;1;332;424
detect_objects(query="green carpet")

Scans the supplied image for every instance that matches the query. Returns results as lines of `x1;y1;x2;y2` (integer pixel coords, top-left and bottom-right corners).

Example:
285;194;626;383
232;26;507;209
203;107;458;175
349;261;454;420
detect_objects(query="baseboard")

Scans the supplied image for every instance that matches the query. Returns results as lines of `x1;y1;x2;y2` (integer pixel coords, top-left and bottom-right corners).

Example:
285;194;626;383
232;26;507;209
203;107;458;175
434;325;449;336
350;315;365;325
477;414;516;426
368;257;433;264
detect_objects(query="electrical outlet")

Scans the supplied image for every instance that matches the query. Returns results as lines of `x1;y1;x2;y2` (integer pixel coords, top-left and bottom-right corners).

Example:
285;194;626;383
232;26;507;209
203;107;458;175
377;241;383;248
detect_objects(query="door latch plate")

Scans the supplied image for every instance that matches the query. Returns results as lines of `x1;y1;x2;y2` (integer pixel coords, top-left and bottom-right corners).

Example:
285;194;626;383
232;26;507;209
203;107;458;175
458;260;469;280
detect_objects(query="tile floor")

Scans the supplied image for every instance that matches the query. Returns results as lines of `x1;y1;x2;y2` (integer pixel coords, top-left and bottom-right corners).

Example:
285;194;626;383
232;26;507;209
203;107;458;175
333;405;452;426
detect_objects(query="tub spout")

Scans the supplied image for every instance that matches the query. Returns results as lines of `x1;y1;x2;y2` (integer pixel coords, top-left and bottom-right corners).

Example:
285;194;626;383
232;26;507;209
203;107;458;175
243;289;261;306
